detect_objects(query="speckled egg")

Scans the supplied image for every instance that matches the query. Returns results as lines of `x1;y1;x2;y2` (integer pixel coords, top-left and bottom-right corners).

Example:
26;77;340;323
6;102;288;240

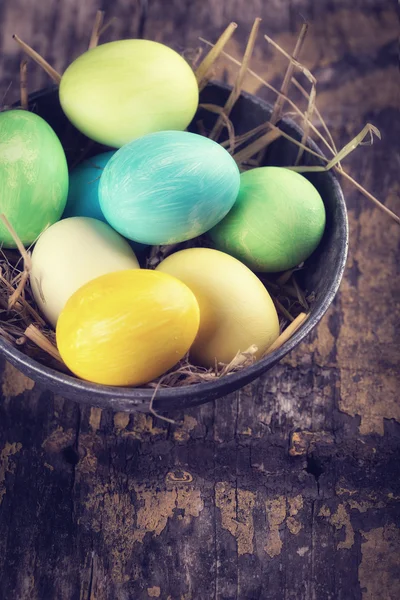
210;167;326;272
99;131;240;245
31;217;139;327
56;270;200;386
59;40;199;147
157;247;280;367
0;110;68;247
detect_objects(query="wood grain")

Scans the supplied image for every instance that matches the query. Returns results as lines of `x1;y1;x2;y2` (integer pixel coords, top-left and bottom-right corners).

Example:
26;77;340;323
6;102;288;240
0;1;399;599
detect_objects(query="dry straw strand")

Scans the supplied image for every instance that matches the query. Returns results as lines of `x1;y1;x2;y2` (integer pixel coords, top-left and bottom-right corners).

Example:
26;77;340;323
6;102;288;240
99;16;118;37
20;60;28;110
221;122;269;151
12;35;61;84
0;326;15;344
149;377;178;424
196;22;238;91
19;299;47;327
24;324;64;363
260;29;317;164
264;313;308;356
291;77;339;159
294;74;316;165
89;10;105;49
0;269;44;326
339;170;400;225
8;270;29;310
233;128;281;164
0;216;47;324
219;344;258;377
256;23;308;164
199;103;236;153
209;17;261;142
272;297;295;322
269;23;308;126
292;275;309;310
0;215;31;271
287;123;381;172
276;268;297;286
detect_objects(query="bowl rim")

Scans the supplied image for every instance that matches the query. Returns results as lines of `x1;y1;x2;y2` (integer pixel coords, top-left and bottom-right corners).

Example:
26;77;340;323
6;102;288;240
0;84;348;406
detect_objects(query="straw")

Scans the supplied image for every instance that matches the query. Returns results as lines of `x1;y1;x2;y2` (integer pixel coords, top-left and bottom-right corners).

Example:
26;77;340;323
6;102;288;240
196;22;238;90
19;60;28;110
209;18;261;142
12;35;62;84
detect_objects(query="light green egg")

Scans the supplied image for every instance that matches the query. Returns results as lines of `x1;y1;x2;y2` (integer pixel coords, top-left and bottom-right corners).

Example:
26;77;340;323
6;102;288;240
0;110;68;248
59;40;199;148
210;167;326;272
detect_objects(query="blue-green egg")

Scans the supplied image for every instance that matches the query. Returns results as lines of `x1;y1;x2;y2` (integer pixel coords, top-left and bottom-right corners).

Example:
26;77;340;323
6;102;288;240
63;151;145;255
99;131;240;245
63;151;115;221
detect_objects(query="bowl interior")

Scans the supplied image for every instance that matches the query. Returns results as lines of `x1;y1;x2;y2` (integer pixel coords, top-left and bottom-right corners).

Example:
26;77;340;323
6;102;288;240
0;83;348;412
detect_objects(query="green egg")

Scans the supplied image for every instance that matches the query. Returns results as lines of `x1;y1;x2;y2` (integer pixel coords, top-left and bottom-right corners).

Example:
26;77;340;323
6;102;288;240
59;40;199;148
0;110;68;248
210;167;326;272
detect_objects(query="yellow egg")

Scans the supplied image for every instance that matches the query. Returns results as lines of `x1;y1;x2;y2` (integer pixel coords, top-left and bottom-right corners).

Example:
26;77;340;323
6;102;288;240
156;248;280;367
56;270;200;386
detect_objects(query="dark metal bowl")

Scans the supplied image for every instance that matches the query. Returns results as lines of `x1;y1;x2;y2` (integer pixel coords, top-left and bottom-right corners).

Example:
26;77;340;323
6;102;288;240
0;83;348;412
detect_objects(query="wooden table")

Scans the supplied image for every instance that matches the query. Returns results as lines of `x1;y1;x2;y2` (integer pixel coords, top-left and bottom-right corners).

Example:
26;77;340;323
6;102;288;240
0;1;399;598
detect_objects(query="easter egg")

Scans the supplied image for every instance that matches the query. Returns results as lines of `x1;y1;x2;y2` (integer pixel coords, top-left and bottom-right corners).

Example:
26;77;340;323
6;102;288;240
63;151;116;221
99;131;240;245
157;248;280;367
0;110;68;248
63;152;146;256
31;217;139;327
59;40;199;148
210;167;326;272
56;270;200;386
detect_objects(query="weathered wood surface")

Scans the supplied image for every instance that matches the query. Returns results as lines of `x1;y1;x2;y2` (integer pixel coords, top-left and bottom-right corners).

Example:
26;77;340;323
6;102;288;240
0;1;399;599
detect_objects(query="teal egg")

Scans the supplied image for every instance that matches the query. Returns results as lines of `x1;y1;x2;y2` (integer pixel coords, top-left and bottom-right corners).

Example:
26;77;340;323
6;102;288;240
210;167;326;272
99;131;240;245
63;151;115;221
63;151;146;255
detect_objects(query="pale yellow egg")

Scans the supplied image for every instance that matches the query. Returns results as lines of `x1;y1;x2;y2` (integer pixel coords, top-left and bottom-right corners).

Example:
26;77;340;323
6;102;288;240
157;248;280;367
31;217;139;327
56;269;200;386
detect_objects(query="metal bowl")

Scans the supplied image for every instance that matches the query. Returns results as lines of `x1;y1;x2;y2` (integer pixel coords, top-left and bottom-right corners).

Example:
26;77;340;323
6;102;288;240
0;83;348;412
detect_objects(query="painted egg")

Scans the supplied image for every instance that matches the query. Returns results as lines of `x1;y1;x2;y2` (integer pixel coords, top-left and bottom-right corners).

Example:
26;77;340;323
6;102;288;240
210;167;326;272
99;131;240;245
62;151;146;255
0;110;68;248
56;270;200;386
157;248;280;367
63;151;115;221
31;217;139;327
59;40;199;148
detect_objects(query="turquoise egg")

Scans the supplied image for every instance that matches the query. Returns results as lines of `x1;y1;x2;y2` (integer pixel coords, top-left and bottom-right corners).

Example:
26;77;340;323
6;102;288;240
63;151;146;255
99;131;240;245
63;151;115;221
